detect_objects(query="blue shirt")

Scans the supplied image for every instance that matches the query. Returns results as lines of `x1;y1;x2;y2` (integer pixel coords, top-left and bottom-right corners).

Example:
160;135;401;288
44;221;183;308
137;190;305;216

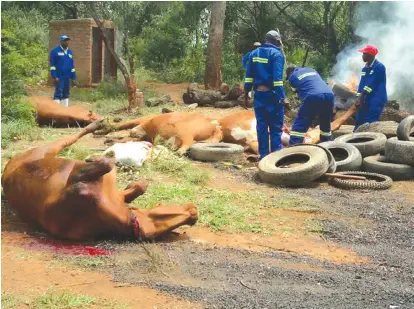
288;67;333;101
49;45;76;80
357;59;387;104
244;43;285;100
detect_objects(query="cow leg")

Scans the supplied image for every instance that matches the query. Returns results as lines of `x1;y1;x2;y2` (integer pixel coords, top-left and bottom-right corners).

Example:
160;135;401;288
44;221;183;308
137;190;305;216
135;203;198;239
201;127;223;143
67;156;114;185
122;180;149;203
42;119;104;157
176;135;194;155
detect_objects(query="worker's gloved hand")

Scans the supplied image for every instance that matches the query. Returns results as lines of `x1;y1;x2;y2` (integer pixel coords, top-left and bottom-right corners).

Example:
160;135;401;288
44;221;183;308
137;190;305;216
54;78;59;86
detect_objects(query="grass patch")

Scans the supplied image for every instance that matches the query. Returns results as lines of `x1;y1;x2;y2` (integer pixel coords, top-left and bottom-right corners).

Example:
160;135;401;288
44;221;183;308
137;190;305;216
32;290;96;309
1;292;21;309
50;255;113;271
58;144;94;161
2;290;130;309
304;218;324;235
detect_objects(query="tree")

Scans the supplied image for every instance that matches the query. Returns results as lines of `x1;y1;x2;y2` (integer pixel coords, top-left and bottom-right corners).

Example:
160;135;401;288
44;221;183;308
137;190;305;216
86;2;139;109
204;1;227;90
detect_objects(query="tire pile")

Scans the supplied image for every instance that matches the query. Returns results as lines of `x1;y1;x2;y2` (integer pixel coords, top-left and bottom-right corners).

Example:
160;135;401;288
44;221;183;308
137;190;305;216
258;116;414;190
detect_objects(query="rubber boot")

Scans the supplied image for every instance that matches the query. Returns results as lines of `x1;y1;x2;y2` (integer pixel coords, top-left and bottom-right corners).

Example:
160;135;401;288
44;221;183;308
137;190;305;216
61;98;69;107
53;99;61;104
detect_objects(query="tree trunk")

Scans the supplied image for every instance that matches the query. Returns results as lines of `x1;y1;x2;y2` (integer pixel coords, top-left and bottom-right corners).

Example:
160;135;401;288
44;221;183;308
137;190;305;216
87;3;138;109
204;1;227;90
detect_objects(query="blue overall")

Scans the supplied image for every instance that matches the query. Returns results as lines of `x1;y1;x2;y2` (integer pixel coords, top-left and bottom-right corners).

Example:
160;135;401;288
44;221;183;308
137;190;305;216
49;45;76;100
244;43;285;159
288;67;334;145
354;59;387;130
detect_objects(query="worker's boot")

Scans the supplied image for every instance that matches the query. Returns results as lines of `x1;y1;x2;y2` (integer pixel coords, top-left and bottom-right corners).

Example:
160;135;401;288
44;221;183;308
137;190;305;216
53;99;61;104
61;98;69;107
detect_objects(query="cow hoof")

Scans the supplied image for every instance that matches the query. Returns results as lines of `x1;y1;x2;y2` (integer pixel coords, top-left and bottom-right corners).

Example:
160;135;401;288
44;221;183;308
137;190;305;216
85;119;105;132
186;203;198;226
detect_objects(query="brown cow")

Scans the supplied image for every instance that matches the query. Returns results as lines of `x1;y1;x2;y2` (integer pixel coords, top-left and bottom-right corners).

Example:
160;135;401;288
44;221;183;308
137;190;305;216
108;111;223;154
28;96;99;127
1;120;198;241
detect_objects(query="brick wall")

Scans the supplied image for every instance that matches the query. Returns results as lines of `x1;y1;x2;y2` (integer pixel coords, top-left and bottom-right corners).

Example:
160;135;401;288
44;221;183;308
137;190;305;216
48;18;116;87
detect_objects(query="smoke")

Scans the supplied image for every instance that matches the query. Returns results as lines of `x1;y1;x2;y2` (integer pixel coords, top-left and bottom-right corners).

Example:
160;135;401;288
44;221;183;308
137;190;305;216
330;2;414;110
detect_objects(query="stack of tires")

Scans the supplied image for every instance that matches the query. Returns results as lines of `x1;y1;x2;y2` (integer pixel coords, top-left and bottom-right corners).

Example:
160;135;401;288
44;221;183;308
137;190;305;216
363;116;414;181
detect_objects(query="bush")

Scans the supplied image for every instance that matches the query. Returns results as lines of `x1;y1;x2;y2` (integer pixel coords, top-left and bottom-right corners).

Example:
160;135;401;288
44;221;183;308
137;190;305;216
1;96;37;149
1;7;48;97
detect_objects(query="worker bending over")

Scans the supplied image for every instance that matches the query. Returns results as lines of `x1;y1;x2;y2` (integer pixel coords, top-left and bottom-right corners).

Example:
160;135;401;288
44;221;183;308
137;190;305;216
244;30;286;160
354;45;387;130
50;35;77;107
286;65;334;145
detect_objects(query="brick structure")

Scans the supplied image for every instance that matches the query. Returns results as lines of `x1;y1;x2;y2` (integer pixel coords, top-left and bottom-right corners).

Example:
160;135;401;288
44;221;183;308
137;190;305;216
49;18;117;86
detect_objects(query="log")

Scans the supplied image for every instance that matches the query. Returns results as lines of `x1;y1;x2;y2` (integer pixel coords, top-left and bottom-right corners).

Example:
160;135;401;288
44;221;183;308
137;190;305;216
183;83;244;107
223;84;243;101
183;86;223;106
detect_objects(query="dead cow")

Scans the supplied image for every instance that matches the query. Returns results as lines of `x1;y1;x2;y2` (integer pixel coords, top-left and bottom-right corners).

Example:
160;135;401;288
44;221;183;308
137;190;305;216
109;111;223;154
28;96;99;127
1;120;198;241
218;105;359;154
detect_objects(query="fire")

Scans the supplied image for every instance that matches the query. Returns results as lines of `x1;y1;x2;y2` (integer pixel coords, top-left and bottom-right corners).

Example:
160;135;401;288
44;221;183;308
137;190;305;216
342;73;359;93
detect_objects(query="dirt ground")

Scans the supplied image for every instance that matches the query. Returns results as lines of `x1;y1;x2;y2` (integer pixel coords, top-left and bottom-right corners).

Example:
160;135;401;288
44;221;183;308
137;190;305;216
2;84;414;309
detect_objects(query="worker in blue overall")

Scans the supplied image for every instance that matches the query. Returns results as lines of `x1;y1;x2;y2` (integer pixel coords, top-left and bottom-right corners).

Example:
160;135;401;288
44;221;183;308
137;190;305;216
286;64;335;145
242;42;262;100
244;30;286;160
354;45;387;131
242;42;262;69
49;35;76;107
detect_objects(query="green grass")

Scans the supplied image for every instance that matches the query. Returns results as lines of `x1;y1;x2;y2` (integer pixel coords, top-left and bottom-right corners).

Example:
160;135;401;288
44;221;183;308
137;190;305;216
1;292;21;309
51;255;113;271
2;289;129;309
58;143;95;161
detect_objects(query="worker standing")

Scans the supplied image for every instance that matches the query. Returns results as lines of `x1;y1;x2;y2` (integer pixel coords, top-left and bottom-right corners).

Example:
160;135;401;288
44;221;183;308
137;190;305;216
244;30;286;160
49;35;76;107
242;42;262;69
285;65;335;145
354;45;387;130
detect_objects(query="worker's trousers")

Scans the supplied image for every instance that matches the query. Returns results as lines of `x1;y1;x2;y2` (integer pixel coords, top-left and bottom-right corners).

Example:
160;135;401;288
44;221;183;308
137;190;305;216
253;90;284;160
289;93;334;146
53;78;71;100
354;97;386;131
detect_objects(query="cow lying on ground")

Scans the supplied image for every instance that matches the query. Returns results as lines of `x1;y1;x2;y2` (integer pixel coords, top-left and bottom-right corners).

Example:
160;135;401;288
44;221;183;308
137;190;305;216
1;120;198;241
105;112;223;154
28;96;99;127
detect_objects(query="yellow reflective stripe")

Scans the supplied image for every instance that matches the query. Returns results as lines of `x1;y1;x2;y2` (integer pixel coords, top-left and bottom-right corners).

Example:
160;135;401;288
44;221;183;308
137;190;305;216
297;72;317;80
273;81;283;86
364;86;372;93
320;131;332;136
252;57;268;63
361;72;366;76
370;70;374;75
290;131;306;137
71;69;76;72
50;66;56;70
356;93;361;97
245;78;254;83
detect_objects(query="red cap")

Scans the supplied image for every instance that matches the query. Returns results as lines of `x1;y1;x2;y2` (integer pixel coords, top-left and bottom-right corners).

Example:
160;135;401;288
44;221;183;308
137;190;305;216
358;45;378;56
